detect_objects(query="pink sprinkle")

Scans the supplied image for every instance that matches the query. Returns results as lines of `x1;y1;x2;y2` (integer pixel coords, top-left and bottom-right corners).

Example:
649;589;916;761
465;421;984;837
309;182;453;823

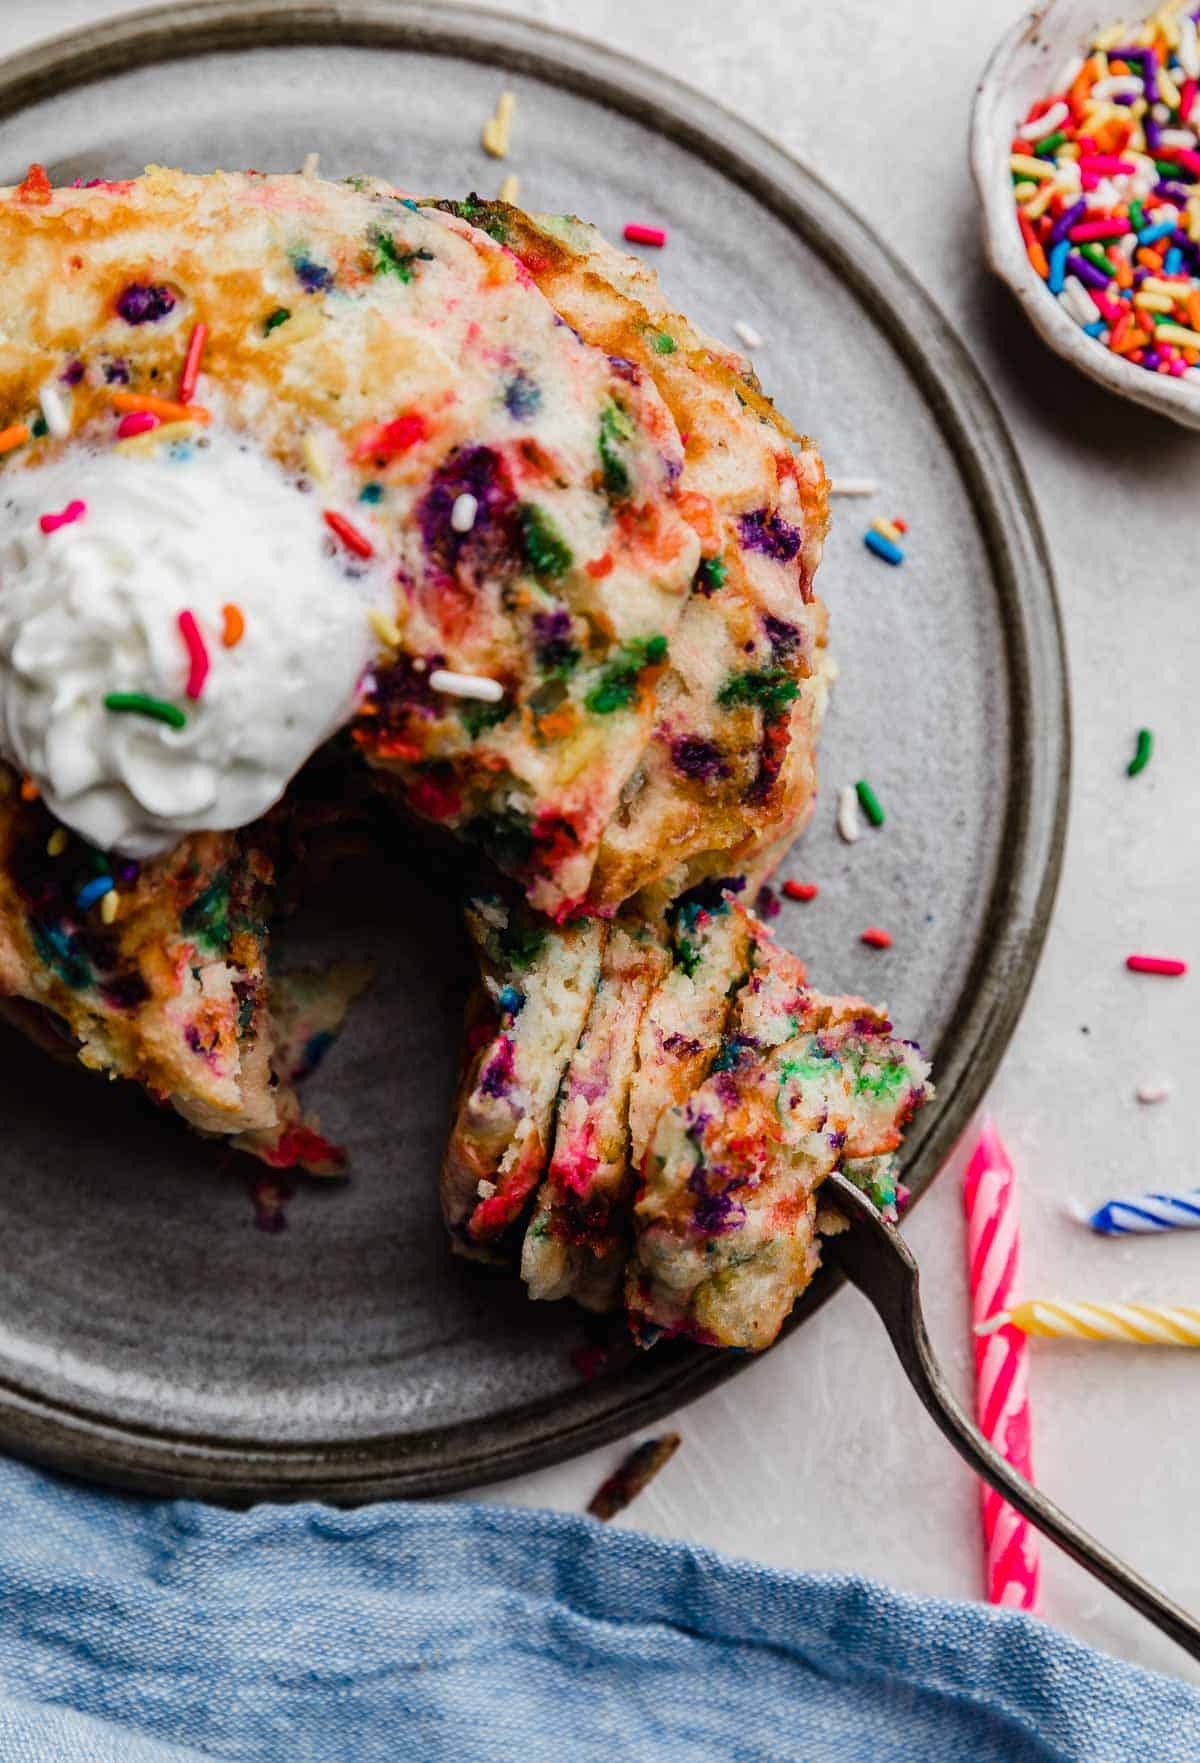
1126;954;1187;976
1067;218;1131;242
116;411;160;438
623;222;667;247
861;926;892;949
39;499;86;535
1077;155;1135;175
1161;146;1200;178
177;609;210;701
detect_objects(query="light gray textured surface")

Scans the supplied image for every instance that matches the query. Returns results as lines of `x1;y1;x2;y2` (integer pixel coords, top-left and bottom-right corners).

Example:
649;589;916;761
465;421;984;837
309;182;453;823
2;0;1198;1687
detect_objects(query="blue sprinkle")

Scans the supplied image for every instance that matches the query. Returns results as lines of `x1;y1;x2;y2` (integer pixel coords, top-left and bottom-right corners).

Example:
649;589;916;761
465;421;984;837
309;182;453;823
1137;218;1177;247
1164;246;1184;274
76;876;114;912
400;199;420;212
1047;239;1070;295
497;985;525;1017
1083;319;1107;337
292;253;333;292
359;482;384;504
864;529;904;567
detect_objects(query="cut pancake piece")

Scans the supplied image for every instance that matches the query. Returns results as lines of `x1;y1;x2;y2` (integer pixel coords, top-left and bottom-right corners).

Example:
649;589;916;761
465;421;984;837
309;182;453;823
441;893;604;1253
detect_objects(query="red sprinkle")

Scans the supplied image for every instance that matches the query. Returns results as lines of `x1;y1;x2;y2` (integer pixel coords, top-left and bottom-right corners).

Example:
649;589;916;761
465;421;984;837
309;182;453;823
323;509;374;558
351;411;428;462
892;517;908;534
116;411;160;439
861;926;893;949
15;163;52;206
623;222;667;247
38;499;86;535
1126;955;1187;976
783;880;819;901
177;609;210;701
178;321;208;404
585;553;615;578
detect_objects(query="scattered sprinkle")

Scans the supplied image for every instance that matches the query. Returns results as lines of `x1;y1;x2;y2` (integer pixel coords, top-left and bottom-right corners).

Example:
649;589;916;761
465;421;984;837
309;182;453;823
837;783;861;843
301;151;321;179
368;606;402;648
1136;1080;1172;1104
100;890;119;926
111;391;211;426
323;509;374;558
429;668;504;702
0;423;30;455
855;778;885;826
76;875;114;913
38;500;86;535
116;411;159;439
15;163;51;206
861;926;893;949
1126;954;1187;976
482;89;517;158
263;307;291;334
18;775;38;802
864;527;904;566
302;432;330;486
103;692;187;729
871;516;905;546
38;383;70;439
178;321;208;404
1127;727;1154;776
177;610;210;701
733;319;764;349
828;477;878;496
45;828;68;858
221;604;245;648
623;222;667;247
450;491;479;533
783;879;819;901
587;1433;681;1521
114;419;198;455
498;173;520;204
116;283;176;325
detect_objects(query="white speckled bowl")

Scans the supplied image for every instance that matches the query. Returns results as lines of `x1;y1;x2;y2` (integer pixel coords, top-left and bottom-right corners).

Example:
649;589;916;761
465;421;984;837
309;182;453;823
971;0;1200;431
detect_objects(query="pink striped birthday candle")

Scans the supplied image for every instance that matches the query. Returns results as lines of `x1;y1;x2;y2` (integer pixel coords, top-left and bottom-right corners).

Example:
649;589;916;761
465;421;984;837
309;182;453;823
962;1118;1041;1612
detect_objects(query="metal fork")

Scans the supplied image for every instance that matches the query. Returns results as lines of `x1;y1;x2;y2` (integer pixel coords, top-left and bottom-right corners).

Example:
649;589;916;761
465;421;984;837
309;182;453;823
821;1170;1200;1663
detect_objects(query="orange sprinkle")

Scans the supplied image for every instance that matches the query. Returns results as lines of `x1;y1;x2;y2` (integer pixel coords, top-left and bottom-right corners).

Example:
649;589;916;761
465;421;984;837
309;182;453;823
1187;292;1200;334
1110;310;1133;354
111;392;211;426
221;603;245;648
1027;238;1049;278
0;423;30;455
1114;259;1134;289
584;554;615;578
178;322;208;404
19;775;39;802
1137;247;1165;271
14;163;51;205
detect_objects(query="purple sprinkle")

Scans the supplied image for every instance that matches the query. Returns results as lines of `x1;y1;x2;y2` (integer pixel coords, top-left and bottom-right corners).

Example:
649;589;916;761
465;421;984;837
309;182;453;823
479;1037;516;1100
662;1033;703;1056
104;359;131;385
59;360;85;386
691;1186;747;1236
116;283;176;325
737;508;802;563
606;354;641;383
1143;349;1162;371
671;735;729;781
763;614;801;659
1145;116;1163;153
416;444;520;586
1048;199;1087;245
293;254;333;292
532;606;577;672
503;372;541;419
755;883;781;920
116;861;140;885
1066;254;1110;291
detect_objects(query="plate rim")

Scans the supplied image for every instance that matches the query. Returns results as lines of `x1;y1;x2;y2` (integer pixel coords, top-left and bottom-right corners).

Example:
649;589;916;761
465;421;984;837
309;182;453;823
0;0;1070;1503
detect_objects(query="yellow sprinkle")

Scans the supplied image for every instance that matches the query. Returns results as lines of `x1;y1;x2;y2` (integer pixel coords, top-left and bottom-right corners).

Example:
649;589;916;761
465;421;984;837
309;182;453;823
499;172;521;204
1010;154;1053;181
115;419;197;455
100;890;119;925
1024;183;1057;219
46;828;68;857
1158;67;1181;108
261;303;323;348
1134;290;1176;312
368;607;402;648
302;432;331;487
1154;321;1200;347
1141;276;1190;297
1014;181;1040;205
1187;198;1200;242
870;518;904;545
1056;141;1081;159
1094;23;1129;49
482;90;516;158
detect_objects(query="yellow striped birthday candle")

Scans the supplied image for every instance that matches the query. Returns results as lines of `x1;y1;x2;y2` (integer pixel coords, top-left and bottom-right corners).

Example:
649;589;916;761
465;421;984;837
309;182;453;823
979;1301;1200;1346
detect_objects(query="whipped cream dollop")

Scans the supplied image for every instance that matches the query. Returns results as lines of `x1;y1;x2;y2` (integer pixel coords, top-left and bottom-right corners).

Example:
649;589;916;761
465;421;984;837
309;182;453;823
0;436;383;857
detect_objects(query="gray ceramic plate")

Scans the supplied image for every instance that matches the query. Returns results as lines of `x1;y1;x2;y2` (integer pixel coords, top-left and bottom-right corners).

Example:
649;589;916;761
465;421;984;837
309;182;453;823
0;0;1067;1502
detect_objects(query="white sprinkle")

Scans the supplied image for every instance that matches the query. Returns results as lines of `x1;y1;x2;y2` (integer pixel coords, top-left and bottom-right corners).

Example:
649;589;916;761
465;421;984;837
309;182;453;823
430;668;504;702
499;173;521;205
1059;276;1101;326
482;90;517;158
1136;1080;1172;1105
1152;101;1171;123
733;319;764;350
450;491;479;533
837;783;861;844
1180;14;1200;79
476;1178;497;1199
1055;54;1085;92
1091;75;1142;100
828;477;878;497
38;383;70;439
1023;101;1069;141
1159;128;1196;148
301;151;321;179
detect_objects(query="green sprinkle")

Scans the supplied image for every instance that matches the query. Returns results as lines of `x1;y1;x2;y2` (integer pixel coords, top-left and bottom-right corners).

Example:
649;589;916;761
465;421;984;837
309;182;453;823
716;668;799;721
263;307;291;333
1127;727;1153;777
653;332;677;354
1079;242;1116;276
182;873;231;954
1154;159;1180;180
104;693;186;729
519;504;573;578
31;415;48;439
359;482;384;504
372;231;434;281
459;697;509;739
855;778;885;826
1129;200;1145;231
585;634;668;715
1033;130;1067;157
695;554;727;593
599;401;633;499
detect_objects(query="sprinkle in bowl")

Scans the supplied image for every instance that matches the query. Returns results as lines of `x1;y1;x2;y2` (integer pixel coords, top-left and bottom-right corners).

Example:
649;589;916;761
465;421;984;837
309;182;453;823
971;0;1200;429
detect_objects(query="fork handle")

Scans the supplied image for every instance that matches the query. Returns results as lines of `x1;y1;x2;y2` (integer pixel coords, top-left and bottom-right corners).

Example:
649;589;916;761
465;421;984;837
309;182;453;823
822;1171;1200;1663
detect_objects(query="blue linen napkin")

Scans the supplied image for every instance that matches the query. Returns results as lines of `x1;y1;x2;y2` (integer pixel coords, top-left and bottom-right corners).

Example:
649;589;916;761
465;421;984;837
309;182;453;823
0;1453;1195;1761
